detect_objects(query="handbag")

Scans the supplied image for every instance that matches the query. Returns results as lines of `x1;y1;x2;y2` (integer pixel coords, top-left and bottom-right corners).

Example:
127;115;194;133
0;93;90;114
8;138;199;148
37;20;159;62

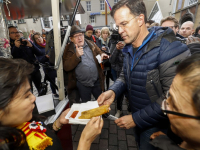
38;76;48;96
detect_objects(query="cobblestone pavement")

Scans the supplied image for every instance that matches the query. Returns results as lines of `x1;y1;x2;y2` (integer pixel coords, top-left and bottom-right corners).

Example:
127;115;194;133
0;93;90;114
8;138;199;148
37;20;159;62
71;99;138;150
34;71;138;150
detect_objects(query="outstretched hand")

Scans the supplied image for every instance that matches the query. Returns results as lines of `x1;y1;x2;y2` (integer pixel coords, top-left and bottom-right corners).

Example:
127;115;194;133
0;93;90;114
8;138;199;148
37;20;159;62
97;90;115;106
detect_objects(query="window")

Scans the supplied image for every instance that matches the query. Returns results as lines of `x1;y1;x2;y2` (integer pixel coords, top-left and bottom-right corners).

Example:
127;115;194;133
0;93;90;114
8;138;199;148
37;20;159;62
43;17;50;28
18;19;26;24
100;0;105;11
114;0;119;4
7;20;13;26
90;16;95;23
86;1;91;11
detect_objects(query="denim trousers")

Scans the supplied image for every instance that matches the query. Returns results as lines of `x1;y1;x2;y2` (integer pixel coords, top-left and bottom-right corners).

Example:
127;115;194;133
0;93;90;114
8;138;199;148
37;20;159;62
76;79;102;102
133;126;168;150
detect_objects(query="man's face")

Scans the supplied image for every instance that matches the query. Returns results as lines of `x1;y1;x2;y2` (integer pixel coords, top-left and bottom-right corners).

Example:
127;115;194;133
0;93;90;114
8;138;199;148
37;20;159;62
85;30;93;38
166;74;200;141
9;27;20;40
114;6;140;44
179;22;194;38
95;30;101;38
70;32;84;47
161;20;179;35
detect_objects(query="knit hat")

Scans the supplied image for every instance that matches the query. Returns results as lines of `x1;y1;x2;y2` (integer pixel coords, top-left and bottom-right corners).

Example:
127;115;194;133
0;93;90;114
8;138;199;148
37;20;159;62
70;25;84;37
86;25;93;31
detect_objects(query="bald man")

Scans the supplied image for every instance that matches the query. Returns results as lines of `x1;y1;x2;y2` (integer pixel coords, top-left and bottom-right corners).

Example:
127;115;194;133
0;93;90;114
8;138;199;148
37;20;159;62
179;21;194;38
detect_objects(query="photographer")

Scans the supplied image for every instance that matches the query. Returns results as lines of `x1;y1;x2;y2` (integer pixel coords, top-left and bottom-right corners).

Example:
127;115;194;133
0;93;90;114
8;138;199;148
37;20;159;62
9;26;43;94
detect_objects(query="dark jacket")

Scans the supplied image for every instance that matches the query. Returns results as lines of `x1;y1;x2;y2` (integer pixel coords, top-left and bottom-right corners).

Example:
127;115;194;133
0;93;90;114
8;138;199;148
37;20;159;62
85;34;101;48
109;47;124;72
109;26;190;129
10;38;43;72
63;39;105;94
34;42;49;64
188;43;200;54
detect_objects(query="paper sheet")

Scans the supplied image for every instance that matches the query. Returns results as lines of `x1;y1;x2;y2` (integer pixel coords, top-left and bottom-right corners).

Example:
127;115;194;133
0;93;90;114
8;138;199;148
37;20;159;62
36;94;54;114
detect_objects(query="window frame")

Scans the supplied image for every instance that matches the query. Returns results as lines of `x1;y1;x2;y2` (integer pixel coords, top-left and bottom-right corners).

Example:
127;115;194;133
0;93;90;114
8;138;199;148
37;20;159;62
100;0;105;11
90;16;95;23
86;1;91;11
114;0;119;5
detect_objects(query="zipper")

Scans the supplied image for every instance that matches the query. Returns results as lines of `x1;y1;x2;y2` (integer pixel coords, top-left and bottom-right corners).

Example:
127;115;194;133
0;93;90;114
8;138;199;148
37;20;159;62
126;55;131;91
150;80;160;97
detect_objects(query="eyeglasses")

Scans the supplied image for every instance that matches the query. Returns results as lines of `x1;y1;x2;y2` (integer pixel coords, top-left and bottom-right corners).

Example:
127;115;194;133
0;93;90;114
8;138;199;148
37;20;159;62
161;91;200;120
73;33;84;39
115;16;138;31
10;32;20;34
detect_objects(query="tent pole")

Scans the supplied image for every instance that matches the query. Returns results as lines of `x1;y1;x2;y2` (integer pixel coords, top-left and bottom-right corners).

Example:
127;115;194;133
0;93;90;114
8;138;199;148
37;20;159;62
54;0;81;69
51;0;65;100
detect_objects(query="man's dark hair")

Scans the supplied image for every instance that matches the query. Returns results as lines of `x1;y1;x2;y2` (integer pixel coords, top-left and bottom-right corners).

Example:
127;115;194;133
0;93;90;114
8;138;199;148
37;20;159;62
146;19;155;25
111;0;147;23
176;54;200;114
194;26;200;35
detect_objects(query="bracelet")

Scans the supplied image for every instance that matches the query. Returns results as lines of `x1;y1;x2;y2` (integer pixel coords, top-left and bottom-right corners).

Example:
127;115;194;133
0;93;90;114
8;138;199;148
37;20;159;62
54;120;62;130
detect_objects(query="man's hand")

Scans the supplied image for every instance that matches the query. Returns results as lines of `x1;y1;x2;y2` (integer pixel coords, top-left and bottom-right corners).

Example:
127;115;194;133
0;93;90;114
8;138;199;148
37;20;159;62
116;41;125;50
101;46;106;51
186;36;200;45
97;90;115;106
75;44;84;58
23;39;33;47
115;115;136;129
101;53;109;61
150;131;166;140
14;39;21;48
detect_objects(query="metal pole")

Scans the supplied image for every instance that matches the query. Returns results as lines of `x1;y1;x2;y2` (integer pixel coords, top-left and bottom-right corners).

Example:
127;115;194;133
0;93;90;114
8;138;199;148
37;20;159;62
54;0;81;69
51;0;65;100
105;1;107;26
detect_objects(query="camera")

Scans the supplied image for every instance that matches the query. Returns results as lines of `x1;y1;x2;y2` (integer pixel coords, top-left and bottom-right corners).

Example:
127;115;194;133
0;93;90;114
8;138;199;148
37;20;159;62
110;29;123;44
19;37;27;46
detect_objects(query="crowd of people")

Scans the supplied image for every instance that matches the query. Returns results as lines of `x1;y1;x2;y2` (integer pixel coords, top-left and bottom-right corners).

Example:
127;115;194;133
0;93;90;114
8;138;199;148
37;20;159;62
0;0;200;149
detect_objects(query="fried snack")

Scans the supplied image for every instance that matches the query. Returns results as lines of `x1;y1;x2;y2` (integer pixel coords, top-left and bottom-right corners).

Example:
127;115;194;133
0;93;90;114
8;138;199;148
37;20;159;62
78;105;109;119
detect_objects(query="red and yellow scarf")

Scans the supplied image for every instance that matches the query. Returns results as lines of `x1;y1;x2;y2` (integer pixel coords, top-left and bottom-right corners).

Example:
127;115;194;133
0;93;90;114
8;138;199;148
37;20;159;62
17;121;53;150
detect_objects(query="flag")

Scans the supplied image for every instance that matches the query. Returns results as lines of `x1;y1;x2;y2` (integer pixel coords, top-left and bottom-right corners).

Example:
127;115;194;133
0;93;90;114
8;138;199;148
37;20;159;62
105;0;112;11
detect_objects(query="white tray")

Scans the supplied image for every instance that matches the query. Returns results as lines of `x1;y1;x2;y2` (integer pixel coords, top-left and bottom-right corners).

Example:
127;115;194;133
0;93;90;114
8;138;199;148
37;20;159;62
65;101;99;125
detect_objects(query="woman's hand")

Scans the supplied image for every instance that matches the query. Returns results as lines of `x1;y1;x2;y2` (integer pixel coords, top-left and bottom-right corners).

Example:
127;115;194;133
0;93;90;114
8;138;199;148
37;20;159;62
78;117;103;150
53;108;70;131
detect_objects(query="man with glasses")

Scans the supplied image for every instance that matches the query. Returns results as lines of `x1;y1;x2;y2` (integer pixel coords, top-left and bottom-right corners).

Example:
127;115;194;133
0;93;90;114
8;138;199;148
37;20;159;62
8;26;43;94
97;0;190;149
160;16;184;39
63;25;108;103
150;54;200;149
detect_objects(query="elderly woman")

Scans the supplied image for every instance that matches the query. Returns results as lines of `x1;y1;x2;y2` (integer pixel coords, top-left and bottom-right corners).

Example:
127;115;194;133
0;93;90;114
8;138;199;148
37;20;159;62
0;58;103;150
32;32;58;99
99;27;111;90
150;54;200;149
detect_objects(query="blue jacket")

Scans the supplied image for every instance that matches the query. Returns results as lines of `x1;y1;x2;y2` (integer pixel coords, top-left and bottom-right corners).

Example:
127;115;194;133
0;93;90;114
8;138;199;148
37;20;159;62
109;26;190;129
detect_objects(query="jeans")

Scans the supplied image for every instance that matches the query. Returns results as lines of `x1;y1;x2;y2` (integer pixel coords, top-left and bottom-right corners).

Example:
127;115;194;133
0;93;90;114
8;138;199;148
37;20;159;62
44;68;57;94
133;126;168;150
30;69;41;93
76;79;102;102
